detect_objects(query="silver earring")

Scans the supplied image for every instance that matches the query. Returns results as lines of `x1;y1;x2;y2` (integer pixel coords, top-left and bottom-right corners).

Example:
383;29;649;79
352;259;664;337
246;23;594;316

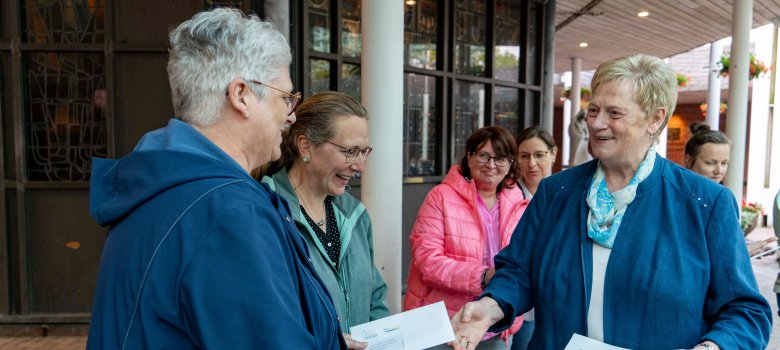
302;155;310;163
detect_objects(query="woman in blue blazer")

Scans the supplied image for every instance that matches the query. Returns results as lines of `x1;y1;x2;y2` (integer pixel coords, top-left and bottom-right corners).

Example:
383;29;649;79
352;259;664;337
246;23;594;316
449;54;771;350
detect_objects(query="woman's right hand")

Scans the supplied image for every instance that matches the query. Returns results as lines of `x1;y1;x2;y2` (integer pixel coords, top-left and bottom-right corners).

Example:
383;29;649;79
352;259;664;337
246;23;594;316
449;297;505;350
343;333;368;350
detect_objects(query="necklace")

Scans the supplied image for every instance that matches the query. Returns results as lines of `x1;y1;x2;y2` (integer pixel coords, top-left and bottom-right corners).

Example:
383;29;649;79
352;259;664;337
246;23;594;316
290;175;326;228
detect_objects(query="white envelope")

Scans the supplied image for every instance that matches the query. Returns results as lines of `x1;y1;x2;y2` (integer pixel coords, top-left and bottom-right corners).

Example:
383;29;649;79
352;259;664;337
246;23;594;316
564;334;630;350
350;301;456;350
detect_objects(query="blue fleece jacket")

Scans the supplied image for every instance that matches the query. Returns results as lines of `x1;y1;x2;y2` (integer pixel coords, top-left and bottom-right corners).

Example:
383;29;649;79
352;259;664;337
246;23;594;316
87;119;345;349
484;155;771;350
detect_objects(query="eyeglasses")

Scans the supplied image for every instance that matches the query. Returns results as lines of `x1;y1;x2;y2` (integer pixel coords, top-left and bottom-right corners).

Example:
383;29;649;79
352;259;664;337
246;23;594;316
470;151;513;167
326;141;373;164
248;80;302;116
517;150;551;163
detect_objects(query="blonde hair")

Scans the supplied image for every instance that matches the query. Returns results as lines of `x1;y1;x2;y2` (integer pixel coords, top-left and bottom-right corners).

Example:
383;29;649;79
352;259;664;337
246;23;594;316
591;54;678;138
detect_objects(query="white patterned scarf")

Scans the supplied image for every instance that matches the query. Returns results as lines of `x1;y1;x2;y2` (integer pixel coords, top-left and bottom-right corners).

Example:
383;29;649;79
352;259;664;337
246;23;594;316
586;145;656;248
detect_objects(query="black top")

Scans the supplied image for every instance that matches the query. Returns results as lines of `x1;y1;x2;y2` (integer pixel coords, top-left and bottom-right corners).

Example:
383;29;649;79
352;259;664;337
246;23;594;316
301;196;341;268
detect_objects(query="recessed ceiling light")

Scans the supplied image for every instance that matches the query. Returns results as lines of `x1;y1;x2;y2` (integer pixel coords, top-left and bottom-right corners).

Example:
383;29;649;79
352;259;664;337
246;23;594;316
637;11;650;17
579;42;588;47
405;0;416;5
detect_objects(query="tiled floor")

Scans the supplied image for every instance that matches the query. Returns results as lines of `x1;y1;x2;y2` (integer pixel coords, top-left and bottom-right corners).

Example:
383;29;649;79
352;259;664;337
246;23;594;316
747;226;780;350
0;336;86;350
1;227;779;349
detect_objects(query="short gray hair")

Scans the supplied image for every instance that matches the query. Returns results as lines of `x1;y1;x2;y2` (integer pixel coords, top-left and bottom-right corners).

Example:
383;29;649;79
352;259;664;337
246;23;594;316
167;8;291;127
591;54;678;137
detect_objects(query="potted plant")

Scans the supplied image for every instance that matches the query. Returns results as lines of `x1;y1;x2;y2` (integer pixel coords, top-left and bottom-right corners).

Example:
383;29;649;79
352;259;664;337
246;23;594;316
676;73;690;87
719;51;770;80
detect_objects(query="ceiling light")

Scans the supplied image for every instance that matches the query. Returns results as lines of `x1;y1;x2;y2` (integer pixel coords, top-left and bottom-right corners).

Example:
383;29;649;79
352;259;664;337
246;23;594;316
637;11;650;17
579;42;588;47
405;0;416;5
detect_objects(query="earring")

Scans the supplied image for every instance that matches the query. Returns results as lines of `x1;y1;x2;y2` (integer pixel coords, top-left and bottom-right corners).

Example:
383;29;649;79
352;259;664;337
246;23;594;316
302;155;310;163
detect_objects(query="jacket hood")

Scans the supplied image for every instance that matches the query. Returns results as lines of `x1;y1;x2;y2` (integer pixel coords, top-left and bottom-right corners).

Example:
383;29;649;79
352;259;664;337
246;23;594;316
90;119;251;226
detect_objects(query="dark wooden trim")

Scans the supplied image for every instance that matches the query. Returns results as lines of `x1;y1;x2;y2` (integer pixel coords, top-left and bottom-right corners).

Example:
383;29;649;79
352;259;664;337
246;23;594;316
10;35;29;315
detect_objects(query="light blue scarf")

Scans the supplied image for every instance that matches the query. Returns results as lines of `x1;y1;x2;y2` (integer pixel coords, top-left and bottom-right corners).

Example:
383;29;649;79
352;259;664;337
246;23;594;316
586;145;656;248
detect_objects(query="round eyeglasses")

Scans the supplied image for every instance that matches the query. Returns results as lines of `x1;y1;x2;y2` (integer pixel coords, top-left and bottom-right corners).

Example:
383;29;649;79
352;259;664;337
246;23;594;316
470;151;512;167
247;80;302;116
517;150;551;163
327;141;373;164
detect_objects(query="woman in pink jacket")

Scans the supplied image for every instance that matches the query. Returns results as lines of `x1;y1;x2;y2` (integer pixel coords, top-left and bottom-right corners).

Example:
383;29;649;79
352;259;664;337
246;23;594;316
404;126;529;349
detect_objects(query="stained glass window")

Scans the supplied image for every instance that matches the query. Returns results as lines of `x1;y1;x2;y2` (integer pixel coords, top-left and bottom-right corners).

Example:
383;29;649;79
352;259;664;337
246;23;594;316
23;0;106;44
25;52;107;181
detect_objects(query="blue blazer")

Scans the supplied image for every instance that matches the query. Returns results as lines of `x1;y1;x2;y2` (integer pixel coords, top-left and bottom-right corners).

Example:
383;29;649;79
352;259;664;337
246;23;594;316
484;155;771;349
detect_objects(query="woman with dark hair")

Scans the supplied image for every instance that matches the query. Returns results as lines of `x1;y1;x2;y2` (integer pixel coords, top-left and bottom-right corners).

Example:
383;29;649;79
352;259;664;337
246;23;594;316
516;126;558;198
510;126;557;350
404;126;529;349
263;91;389;350
684;121;731;184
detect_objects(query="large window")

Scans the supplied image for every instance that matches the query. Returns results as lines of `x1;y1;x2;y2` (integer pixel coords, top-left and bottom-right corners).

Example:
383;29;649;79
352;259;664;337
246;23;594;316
303;0;362;100
300;0;545;178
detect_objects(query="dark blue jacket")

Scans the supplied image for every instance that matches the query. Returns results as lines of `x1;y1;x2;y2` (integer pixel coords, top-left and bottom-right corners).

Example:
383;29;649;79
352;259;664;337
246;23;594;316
485;155;771;350
87;119;345;349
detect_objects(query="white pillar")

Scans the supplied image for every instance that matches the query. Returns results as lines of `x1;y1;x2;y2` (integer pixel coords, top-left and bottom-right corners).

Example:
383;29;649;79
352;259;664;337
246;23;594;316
571;57;582;116
562;98;571;167
566;57;582;167
707;40;723;129
657;128;668;157
724;0;753;206
746;25;773;217
361;0;403;313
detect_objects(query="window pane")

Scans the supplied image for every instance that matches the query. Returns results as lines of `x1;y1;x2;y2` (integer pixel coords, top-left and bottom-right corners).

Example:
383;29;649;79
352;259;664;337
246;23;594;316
341;0;361;57
403;74;437;177
310;59;331;95
24;0;106;44
523;90;540;128
454;0;486;76
526;2;541;84
493;87;518;133
452;81;484;163
309;0;331;53
494;0;521;82
25;52;107;181
341;63;360;101
404;0;437;69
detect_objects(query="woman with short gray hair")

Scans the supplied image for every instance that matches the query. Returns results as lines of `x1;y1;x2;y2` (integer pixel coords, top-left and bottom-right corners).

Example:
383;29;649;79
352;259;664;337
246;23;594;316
449;54;771;350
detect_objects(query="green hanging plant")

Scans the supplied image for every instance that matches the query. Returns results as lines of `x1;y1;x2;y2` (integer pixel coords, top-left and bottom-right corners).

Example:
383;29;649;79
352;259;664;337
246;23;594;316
719;51;770;80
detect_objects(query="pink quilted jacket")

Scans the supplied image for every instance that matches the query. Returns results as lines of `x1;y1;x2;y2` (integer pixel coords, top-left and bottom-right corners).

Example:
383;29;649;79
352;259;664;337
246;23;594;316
403;166;529;340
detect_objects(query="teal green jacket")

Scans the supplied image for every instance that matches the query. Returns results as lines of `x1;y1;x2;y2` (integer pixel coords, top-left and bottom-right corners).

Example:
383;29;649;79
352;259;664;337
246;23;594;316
263;169;390;332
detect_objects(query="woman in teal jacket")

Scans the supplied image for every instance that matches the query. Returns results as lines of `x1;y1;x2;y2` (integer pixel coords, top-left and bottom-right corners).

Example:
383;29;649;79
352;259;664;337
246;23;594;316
263;91;389;349
449;54;771;350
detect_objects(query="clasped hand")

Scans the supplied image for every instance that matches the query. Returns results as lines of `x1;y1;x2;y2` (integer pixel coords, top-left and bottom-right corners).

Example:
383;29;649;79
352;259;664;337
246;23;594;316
448;297;505;350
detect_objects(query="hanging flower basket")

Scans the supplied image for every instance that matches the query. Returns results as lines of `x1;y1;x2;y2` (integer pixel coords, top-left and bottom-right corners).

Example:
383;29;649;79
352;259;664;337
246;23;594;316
698;101;727;116
676;73;691;87
719;52;770;80
561;86;592;100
